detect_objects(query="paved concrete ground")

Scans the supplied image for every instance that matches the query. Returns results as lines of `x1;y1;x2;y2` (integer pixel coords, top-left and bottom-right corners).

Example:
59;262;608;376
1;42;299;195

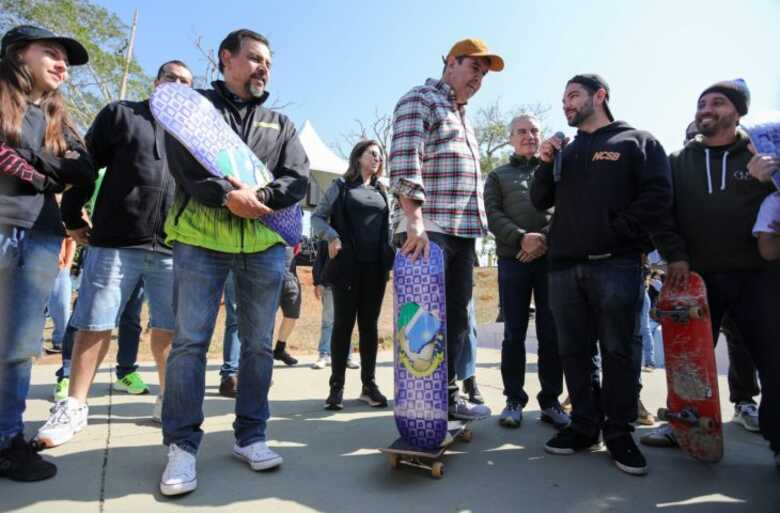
2;325;777;513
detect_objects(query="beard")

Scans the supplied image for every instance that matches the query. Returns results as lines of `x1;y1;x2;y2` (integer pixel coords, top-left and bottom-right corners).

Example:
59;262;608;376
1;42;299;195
244;76;266;99
567;99;596;127
695;111;737;137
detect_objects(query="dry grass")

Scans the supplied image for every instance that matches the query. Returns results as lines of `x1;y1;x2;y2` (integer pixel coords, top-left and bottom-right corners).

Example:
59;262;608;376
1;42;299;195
40;267;500;362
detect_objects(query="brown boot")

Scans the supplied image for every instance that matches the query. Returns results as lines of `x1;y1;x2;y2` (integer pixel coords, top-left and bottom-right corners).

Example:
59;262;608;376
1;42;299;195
219;375;238;398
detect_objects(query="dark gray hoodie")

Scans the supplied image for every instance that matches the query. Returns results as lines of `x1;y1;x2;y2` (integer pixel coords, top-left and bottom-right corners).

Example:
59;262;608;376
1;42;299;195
653;130;775;272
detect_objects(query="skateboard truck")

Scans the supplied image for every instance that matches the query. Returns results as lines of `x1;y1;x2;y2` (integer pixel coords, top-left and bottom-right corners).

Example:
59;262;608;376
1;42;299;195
657;406;717;431
650;306;705;323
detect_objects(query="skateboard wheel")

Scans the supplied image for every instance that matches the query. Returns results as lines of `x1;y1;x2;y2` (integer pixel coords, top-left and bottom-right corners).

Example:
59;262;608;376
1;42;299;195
699;417;715;430
431;462;444;478
462;429;473;442
388;454;400;469
688;306;703;319
657;408;669;421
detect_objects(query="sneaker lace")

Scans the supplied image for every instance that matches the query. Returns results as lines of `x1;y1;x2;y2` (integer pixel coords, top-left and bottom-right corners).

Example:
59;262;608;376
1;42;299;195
506;401;521;412
166;445;194;477
739;403;758;417
43;402;75;429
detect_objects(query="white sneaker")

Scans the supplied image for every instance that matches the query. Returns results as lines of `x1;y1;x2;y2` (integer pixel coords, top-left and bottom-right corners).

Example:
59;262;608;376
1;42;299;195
311;354;330;369
36;398;88;448
152;395;163;424
733;402;760;433
160;444;197;496
232;441;283;471
346;357;360;370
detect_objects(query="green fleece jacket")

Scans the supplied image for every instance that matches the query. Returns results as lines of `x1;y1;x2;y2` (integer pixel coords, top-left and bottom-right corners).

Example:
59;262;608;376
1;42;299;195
654;130;775;273
484;155;551;259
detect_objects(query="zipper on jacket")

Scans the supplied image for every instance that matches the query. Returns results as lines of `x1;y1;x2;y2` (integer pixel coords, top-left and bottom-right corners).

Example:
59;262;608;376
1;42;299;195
150;163;170;253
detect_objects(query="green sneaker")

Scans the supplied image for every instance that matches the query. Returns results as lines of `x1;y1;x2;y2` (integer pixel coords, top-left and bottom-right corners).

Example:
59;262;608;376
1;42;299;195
113;372;150;395
53;378;69;402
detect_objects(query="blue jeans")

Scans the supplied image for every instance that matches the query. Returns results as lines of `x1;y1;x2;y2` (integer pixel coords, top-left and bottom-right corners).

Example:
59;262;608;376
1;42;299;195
639;290;655;367
71;247;174;331
163;242;286;454
220;272;239;379
46;267;72;346
57;279;145;380
455;298;478;381
650;319;663;368
548;257;643;440
0;227;61;448
498;256;563;409
316;286;334;355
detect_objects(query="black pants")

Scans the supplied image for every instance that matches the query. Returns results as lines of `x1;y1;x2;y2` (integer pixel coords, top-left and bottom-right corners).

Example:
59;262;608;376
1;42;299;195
701;270;780;452
548;257;644;440
498;256;563;409
329;261;387;389
720;313;760;405
427;233;475;401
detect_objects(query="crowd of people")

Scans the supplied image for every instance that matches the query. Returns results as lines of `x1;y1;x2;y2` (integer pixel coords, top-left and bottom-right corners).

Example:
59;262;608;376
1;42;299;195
0;23;777;499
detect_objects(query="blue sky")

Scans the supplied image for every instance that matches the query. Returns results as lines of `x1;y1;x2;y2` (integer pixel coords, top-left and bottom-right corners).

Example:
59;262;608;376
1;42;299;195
98;0;780;155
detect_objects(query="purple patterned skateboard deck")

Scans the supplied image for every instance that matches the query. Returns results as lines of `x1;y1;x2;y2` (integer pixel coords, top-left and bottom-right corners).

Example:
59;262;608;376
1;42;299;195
742;111;780;191
149;83;302;245
393;241;448;450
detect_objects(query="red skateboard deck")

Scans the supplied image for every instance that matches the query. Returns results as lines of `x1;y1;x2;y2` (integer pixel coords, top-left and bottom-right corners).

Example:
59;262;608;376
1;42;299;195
652;272;723;463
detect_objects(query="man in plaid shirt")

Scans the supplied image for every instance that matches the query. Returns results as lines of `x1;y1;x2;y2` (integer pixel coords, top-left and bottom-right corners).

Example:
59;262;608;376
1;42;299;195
389;38;503;420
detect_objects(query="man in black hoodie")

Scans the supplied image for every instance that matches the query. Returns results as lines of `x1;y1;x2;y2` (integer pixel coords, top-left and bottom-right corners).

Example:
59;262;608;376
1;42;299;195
531;74;672;476
36;61;193;449
650;79;780;469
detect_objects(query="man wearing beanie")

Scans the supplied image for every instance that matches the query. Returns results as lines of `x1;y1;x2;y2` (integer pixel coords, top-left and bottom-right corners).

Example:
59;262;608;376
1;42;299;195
649;79;780;469
530;73;673;476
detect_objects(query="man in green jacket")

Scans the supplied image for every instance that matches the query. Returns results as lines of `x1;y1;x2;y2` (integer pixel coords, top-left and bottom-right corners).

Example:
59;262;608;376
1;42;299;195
158;29;309;496
484;114;569;430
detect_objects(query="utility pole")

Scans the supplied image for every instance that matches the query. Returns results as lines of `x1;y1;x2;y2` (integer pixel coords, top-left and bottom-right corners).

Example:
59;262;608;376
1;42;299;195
118;8;138;101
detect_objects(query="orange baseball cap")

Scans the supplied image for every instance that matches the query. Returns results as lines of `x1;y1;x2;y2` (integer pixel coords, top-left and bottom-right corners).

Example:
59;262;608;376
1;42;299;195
446;38;504;72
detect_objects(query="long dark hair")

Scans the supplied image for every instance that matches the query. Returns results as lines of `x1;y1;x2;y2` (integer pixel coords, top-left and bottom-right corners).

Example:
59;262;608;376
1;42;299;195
343;139;384;189
0;41;81;154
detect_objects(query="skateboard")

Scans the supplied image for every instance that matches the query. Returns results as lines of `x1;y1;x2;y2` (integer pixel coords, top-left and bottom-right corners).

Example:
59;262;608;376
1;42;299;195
742;110;780;191
651;272;723;463
381;420;471;478
392;241;448;450
149;83;302;245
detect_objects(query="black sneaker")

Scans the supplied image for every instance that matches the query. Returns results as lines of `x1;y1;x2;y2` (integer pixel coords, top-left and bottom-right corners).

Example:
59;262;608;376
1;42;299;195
359;384;388;408
606;434;648;476
544;427;601;455
325;386;344;410
273;349;298;366
462;377;484;405
0;434;57;482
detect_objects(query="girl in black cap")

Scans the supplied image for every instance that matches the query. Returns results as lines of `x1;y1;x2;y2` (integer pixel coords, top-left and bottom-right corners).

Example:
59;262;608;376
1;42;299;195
0;25;94;482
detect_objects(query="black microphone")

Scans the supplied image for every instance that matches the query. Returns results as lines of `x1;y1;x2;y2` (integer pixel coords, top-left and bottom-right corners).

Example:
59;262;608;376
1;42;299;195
552;131;566;183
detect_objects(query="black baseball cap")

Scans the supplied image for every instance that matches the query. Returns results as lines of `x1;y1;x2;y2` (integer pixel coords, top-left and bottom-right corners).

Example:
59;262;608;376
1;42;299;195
567;73;613;122
1;25;89;66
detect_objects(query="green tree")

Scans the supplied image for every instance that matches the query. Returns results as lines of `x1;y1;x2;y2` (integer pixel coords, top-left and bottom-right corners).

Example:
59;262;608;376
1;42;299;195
0;0;150;129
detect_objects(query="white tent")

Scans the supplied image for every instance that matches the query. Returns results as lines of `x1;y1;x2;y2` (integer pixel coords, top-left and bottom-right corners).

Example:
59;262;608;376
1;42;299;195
299;120;347;176
298;121;348;236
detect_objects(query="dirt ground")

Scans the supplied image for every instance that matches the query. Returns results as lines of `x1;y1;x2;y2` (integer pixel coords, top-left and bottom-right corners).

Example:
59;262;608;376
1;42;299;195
39;267;501;363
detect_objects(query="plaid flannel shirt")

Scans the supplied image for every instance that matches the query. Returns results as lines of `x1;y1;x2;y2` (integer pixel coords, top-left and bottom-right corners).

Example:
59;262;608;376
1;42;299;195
389;79;487;238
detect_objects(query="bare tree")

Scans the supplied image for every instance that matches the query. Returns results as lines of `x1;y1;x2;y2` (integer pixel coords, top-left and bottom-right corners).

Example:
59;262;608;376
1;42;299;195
335;108;393;161
473;99;552;174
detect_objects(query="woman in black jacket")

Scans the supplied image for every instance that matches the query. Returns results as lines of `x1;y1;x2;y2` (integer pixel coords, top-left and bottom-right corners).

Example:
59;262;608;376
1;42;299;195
312;140;394;410
0;25;94;482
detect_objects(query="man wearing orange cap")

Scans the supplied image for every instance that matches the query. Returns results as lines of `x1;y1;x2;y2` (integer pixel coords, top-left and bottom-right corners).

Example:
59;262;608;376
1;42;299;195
389;38;503;420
